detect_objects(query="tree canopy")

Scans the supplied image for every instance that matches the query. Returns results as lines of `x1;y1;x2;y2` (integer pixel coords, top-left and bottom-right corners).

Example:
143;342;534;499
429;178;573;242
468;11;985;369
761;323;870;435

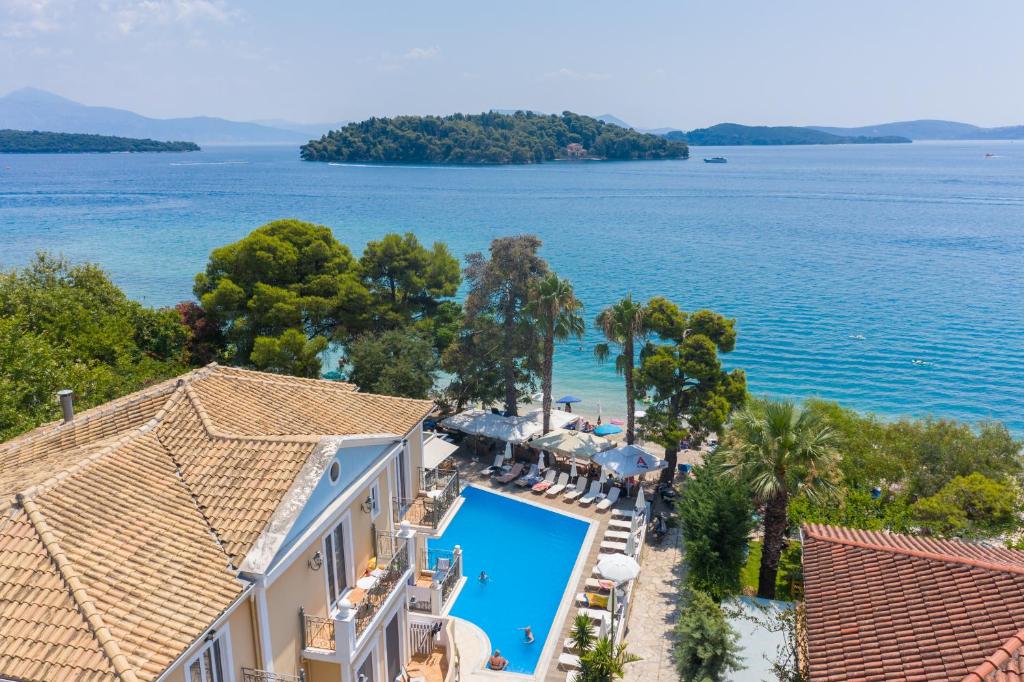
0;129;199;153
300;111;689;164
673;590;744;682
0;254;189;440
344;329;439;399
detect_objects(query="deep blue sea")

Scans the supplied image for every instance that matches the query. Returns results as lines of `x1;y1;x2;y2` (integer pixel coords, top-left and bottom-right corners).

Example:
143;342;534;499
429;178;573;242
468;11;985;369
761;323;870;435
1;142;1022;431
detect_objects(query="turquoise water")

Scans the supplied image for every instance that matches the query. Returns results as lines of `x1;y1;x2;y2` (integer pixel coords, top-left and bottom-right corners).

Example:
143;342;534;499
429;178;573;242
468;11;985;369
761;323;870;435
429;486;590;673
1;142;1022;431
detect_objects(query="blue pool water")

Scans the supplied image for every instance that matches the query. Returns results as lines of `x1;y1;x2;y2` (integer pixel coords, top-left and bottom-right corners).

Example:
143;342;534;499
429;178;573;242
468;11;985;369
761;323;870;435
430;486;591;674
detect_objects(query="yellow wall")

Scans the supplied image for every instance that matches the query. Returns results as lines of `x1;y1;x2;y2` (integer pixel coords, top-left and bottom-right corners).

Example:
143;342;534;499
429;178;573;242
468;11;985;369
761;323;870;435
265;466;395;676
161;597;257;681
306;658;341;682
408;429;424;495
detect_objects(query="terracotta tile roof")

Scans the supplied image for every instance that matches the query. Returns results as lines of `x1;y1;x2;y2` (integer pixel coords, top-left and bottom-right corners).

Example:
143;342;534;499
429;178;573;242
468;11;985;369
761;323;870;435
0;364;433;681
802;523;1024;682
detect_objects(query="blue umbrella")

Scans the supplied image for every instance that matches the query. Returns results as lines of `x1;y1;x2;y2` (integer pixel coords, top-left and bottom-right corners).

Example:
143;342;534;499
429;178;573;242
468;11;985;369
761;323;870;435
593;424;622;436
556;395;582;404
322;370;345;381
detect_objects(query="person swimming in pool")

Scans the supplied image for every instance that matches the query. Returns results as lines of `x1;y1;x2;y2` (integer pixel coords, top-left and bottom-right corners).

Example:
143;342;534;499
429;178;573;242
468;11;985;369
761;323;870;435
479;571;488;583
488;650;508;670
519;626;534;643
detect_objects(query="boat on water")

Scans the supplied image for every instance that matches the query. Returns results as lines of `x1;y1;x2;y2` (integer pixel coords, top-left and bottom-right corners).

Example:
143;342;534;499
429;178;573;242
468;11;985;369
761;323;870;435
704;156;728;164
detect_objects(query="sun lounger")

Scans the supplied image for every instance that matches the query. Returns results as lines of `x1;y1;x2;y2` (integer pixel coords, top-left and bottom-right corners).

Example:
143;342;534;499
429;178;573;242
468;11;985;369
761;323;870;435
575;592;610;608
595;486;621;511
578;481;604;505
578;608;611;623
545;472;571;496
515;464;540;486
532;469;558;492
608;518;632;530
479;454;504;476
600;540;628;553
604;529;631;541
566;672;580;682
558;653;581;671
495;463;524;484
564;476;589;501
585;578;614;592
611;508;637;519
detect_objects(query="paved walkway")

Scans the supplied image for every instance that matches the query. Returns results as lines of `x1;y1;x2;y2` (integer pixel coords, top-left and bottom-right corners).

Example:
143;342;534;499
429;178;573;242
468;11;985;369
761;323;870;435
622;514;684;681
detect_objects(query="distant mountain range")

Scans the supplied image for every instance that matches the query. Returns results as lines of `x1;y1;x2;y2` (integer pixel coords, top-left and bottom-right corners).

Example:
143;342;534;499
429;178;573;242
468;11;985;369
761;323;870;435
0;88;322;145
678;123;909;146
598;114;1024;144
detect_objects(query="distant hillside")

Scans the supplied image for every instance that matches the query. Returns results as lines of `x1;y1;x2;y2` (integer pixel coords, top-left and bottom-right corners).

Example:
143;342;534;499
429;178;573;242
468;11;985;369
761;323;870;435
300;111;689;164
682;123;910;146
596;114;633;129
812;119;1024;140
249;118;350;136
0;129;199;153
0;88;306;145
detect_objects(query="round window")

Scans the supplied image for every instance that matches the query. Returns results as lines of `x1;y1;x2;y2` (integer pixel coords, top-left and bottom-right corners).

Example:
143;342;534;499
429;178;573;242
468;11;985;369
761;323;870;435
328;460;340;484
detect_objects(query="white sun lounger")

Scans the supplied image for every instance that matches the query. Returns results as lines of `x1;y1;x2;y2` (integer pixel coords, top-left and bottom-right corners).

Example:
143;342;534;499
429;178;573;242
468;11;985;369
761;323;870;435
531;468;558;492
608;518;632;530
546;472;571;496
604;529;631;540
586;577;614;592
479;454;504;476
578;608;611;623
566;672;580;682
558;653;581;671
600;540;628;553
611;508;637;519
579;481;604;505
595;486;621;511
564;476;589;501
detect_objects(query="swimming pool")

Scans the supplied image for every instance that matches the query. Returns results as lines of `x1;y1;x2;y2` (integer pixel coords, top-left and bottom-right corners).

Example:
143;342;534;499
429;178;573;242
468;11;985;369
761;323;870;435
430;485;592;674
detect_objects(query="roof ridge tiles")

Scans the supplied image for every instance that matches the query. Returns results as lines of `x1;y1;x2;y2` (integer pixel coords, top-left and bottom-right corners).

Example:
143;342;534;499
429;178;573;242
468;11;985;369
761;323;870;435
16;495;139;682
803;523;1024;577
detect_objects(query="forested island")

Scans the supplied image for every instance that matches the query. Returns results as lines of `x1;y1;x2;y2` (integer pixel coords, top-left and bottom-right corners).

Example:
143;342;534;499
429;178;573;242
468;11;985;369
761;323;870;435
671;123;910;146
300;111;688;164
0;129;200;153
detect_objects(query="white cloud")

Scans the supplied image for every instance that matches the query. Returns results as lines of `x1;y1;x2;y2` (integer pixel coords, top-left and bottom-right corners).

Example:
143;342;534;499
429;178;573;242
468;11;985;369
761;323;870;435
540;67;611;82
0;0;67;38
99;0;234;34
403;45;439;60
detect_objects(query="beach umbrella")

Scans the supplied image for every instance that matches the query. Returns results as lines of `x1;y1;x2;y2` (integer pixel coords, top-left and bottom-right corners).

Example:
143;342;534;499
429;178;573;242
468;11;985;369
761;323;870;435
556;395;582;405
538;450;546;470
596;554;641;640
570;459;578;478
634;410;646;419
609;418;624;426
594;444;667;478
526;429;615;460
593;424;622;437
635;487;646;512
625;528;637;557
598;466;608;492
503;440;513;462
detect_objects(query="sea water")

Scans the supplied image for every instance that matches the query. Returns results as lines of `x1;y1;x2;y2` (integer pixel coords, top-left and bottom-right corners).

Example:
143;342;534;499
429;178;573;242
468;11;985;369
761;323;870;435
1;142;1021;431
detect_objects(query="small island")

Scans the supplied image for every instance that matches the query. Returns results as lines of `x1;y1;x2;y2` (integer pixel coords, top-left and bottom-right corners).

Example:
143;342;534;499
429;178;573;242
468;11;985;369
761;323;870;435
0;129;200;153
300;111;688;164
673;123;911;146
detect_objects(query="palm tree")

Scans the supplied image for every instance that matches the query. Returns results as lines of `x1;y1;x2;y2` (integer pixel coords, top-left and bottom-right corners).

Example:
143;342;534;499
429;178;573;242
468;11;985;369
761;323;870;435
721;398;839;599
528;273;584;434
578;637;641;682
594;296;646;444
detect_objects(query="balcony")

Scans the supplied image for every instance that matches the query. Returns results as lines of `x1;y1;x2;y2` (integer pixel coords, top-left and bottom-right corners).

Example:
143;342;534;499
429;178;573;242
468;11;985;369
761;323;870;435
300;532;414;663
394;467;461;530
241;669;304;682
409;546;463;616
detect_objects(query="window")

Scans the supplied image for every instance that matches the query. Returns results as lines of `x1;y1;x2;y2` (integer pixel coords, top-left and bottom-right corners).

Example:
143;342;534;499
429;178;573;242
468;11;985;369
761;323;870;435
369;482;381;520
324;519;349;607
328;460;340;484
187;629;231;682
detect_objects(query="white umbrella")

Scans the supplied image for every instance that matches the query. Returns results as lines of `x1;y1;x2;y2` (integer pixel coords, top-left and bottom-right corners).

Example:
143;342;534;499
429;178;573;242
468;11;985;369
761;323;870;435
596;554;641;641
538;450;546;470
626;529;637;557
503;441;513;462
634;410;646;419
598;466;608;492
570;459;578;478
635;487;646;512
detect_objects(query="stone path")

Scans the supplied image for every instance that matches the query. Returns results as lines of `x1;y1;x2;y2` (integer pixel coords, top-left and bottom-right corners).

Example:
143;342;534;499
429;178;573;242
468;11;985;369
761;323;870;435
622;521;684;682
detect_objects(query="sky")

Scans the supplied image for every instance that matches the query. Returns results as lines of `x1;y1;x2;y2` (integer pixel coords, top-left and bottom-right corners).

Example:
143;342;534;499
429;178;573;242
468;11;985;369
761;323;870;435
2;0;1023;129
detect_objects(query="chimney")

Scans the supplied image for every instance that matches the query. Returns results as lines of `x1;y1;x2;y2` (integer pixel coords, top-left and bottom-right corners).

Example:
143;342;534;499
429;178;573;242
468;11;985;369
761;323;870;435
57;389;74;423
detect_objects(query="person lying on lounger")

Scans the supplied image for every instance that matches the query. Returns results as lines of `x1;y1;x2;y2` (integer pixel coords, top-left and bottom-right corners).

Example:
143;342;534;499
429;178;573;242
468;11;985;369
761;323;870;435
488;650;509;670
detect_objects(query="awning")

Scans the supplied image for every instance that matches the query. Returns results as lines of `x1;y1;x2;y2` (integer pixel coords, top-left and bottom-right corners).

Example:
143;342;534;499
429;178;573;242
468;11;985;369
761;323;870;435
438;408;578;444
593;444;667;477
526;429;615;460
423;436;459;469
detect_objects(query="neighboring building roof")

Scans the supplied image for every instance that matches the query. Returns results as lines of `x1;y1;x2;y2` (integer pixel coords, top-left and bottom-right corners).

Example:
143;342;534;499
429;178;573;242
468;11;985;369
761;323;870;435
802;523;1024;682
0;364;433;682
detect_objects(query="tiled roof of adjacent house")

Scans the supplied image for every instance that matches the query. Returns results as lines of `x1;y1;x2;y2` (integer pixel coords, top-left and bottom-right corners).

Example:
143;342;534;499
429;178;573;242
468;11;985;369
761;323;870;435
0;364;433;682
802;523;1024;682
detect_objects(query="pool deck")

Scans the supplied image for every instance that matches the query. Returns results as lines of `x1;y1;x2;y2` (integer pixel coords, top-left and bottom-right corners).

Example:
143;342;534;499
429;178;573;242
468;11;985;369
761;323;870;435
449;446;680;682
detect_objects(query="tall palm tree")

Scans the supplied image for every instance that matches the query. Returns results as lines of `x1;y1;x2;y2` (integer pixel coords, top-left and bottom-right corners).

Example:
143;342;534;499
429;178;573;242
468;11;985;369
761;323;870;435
594;296;646;444
721;398;839;599
529;273;584;434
